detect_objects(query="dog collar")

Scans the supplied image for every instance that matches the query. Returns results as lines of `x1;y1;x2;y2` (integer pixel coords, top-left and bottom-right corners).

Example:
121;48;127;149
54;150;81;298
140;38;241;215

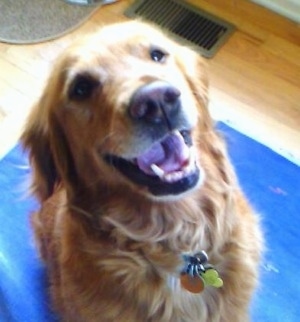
180;251;223;293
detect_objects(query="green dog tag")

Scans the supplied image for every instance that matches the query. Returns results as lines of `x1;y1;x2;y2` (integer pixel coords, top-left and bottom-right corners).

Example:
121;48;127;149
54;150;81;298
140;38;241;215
201;269;223;288
181;251;224;293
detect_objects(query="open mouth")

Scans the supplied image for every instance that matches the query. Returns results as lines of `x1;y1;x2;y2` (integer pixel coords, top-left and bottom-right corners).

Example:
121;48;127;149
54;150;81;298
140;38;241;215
104;130;200;196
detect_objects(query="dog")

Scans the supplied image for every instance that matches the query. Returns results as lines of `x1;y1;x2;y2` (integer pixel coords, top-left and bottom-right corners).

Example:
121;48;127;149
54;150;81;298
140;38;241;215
22;21;263;321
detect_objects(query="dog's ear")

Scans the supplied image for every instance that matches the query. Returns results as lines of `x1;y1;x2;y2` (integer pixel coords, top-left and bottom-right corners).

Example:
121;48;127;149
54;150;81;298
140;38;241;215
22;94;58;202
22;66;78;202
174;46;211;126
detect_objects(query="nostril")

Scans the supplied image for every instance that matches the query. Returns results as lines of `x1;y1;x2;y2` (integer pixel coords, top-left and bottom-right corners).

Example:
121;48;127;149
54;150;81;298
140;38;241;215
129;98;162;123
144;100;162;123
130;100;147;119
164;87;181;104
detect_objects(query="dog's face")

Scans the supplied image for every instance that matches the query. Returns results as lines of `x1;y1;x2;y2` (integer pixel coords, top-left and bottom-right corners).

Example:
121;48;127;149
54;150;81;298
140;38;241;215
23;21;210;200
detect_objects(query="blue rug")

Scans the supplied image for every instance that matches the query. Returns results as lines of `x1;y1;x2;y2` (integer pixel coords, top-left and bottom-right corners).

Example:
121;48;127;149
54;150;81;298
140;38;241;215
0;123;299;321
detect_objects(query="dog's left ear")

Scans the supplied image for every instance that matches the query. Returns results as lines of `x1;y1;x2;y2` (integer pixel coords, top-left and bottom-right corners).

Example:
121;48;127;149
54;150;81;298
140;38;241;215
175;46;210;122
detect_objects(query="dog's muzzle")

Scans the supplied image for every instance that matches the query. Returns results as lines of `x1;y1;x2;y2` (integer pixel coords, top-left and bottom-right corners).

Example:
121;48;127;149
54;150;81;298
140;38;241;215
104;81;201;197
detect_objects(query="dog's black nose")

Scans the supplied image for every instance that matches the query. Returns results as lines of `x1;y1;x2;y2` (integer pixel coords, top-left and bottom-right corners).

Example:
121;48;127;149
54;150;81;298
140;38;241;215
129;81;181;129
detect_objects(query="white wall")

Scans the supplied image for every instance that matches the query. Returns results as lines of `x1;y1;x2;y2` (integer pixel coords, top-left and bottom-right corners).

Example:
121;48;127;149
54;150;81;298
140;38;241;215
251;0;300;23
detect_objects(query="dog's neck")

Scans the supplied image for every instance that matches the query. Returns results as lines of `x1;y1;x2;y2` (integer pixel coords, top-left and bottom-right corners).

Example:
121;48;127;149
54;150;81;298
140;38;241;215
68;183;231;255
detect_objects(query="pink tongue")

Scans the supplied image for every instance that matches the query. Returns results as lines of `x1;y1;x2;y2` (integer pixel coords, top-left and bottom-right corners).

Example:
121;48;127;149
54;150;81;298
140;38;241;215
136;132;189;175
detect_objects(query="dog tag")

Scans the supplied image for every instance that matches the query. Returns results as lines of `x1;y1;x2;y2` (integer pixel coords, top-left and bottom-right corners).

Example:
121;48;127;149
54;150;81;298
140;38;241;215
200;269;223;288
181;251;223;293
180;273;205;293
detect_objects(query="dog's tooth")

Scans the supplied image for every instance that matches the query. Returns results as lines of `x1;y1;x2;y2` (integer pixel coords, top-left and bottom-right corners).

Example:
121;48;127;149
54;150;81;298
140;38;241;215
165;171;184;183
173;130;181;137
188;147;196;164
189;146;195;157
151;164;165;177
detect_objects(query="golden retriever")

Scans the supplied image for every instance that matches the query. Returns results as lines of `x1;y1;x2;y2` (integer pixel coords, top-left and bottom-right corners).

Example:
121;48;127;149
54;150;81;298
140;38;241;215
22;21;263;322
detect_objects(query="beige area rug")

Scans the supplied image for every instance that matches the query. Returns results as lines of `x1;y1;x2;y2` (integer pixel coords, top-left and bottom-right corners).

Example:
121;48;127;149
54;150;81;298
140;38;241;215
0;0;103;44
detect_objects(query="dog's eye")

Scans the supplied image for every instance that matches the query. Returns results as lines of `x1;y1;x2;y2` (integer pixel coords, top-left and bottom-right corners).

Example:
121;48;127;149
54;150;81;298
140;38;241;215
69;75;99;101
150;48;167;62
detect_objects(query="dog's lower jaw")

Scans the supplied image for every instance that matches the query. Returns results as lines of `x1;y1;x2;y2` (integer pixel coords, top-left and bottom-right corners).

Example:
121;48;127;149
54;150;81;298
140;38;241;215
105;155;201;198
148;169;204;202
102;129;204;198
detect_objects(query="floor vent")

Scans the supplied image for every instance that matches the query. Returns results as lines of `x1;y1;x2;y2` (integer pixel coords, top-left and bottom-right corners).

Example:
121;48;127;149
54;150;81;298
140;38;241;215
125;0;235;58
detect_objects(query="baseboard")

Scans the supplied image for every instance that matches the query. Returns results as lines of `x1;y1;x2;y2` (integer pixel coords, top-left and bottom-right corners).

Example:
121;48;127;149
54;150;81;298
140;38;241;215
251;0;300;23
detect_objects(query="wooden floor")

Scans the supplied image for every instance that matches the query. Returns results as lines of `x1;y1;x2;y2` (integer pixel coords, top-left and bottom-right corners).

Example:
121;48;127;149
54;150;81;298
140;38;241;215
0;0;299;164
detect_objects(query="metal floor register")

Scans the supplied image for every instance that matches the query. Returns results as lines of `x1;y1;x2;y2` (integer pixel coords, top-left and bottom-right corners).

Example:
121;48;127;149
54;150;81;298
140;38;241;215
125;0;235;58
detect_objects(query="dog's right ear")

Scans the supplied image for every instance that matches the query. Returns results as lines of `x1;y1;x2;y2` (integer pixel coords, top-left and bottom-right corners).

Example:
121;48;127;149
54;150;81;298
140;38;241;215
21;52;70;202
22;54;81;202
22;93;58;202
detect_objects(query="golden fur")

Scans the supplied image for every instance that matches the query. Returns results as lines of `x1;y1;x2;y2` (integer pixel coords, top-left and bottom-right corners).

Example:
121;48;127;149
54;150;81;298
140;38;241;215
22;21;263;321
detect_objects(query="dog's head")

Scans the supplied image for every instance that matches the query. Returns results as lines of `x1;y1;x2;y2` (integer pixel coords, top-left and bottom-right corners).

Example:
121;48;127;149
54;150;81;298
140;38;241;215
23;21;212;201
